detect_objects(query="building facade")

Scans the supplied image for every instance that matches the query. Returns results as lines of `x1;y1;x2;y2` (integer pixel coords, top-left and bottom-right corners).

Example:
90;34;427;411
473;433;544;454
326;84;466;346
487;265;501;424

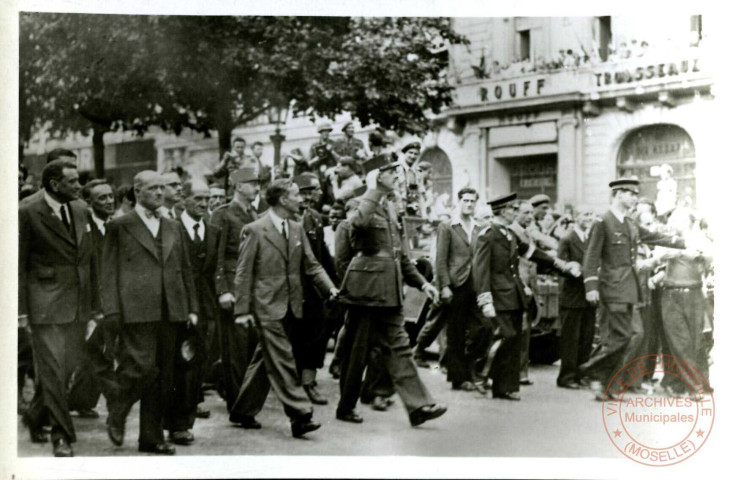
429;15;715;211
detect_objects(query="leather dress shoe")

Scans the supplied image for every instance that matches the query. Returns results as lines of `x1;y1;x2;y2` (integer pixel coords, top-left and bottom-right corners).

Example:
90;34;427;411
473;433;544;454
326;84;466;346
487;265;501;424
409;404;447;427
493;392;521;401
22;415;49;443
474;383;488;395
371;396;388;411
74;408;100;419
520;379;534;386
169;430;195;445
329;363;341;379
107;418;125;446
595;390;620;402
336;410;364;424
558;382;581;390
53;438;74;457
303;384;328;405
291;420;321;438
231;414;262;429
196;406;211;419
139;442;176;455
453;381;477;391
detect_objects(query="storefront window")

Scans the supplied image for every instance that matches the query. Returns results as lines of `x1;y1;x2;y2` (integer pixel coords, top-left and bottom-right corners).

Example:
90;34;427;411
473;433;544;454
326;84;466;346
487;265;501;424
617;124;696;207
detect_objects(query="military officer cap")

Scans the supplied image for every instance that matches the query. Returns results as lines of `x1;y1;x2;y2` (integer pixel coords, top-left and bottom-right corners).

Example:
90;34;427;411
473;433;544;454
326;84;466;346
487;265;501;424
529;193;551;208
317;121;334;133
338;156;357;168
341;121;354;132
417;161;432;171
487;192;518;212
361;154;399;174
293;174;318;191
401;141;421;154
230;167;259;184
609;177;640;194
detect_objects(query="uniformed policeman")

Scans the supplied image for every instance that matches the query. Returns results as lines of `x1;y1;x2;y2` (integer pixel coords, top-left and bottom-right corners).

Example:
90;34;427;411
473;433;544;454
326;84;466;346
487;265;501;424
580;178;685;401
474;193;580;401
335;159;447;426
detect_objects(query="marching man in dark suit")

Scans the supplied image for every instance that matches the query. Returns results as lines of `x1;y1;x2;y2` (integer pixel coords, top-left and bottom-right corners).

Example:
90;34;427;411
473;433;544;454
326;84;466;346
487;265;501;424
580;178;684;401
435;187;487;392
210;167;260;414
556;206;596;389
232;179;338;438
19;159;101;457
101;170;199;455
336;160;447;426
474;193;580;401
165;179;221;444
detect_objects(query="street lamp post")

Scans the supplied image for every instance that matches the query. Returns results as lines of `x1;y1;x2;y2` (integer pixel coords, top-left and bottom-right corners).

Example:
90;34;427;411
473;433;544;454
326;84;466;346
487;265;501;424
268;104;287;167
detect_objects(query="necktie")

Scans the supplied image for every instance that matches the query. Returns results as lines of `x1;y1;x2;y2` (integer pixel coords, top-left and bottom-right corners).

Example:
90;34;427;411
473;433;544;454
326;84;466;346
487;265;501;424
60;204;71;233
169;209;176;220
144;209;160;219
281;220;288;241
193;223;202;245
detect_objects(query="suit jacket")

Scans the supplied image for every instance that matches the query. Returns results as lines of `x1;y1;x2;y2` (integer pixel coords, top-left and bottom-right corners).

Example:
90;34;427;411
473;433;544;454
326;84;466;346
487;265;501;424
557;228;589;308
334;220;354;281
339;189;426;307
101;211;198;323
234;213;335;321
583;210;684;305
19;196;100;324
435;220;476;290
301;207;338;283
473;220;555;312
179;217;221;324
210;201;258;296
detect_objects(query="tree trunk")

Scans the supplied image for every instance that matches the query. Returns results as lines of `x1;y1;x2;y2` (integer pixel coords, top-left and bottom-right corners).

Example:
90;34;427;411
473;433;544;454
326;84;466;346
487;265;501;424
92;126;107;178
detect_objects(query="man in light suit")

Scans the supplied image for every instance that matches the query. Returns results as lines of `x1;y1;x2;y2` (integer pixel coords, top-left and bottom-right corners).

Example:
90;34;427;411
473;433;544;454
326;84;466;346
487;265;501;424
232;179;338;438
19;159;100;457
556;206;596;389
101;171;198;455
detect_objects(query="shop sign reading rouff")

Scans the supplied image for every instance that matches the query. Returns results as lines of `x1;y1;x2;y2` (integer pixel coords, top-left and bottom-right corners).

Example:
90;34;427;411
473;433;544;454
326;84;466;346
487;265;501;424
479;78;547;102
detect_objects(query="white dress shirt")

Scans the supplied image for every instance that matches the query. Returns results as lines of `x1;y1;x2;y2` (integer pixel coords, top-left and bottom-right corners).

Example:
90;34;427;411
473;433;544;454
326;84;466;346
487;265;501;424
90;211;107;236
158;205;177;220
451;215;476;243
180;210;205;241
573;224;587;243
135;203;161;237
268;210;288;238
44;191;69;224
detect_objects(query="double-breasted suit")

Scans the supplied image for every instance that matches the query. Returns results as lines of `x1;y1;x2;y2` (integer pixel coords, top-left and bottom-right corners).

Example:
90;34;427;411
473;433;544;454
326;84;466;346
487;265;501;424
336;188;436;419
210;200;258;410
101;209;198;445
556;227;596;387
231;212;334;422
580;210;684;387
473;219;556;396
19;195;100;443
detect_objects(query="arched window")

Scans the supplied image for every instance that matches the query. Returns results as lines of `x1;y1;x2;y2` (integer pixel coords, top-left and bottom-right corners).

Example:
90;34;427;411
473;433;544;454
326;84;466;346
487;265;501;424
617;124;696;207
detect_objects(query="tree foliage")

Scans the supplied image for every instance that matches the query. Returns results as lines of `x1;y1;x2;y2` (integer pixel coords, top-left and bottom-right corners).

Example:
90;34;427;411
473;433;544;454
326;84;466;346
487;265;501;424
20;14;467;173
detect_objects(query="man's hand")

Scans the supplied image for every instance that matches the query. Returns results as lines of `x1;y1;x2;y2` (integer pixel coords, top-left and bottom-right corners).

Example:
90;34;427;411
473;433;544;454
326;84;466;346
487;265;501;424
567;261;582;277
365;170;380;190
586;290;600;305
218;292;235;310
440;286;454;304
234;314;254;327
422;283;440;304
481;303;496;318
329;288;340;301
524;286;533;297
85;319;97;341
18;314;28;329
188;313;198;327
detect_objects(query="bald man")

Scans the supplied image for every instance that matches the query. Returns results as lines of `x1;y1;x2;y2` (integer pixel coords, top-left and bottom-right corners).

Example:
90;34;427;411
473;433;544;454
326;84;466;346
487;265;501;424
101;171;198;455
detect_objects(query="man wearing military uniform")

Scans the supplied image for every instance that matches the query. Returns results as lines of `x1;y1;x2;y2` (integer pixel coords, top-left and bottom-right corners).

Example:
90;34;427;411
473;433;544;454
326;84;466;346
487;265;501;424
288;175;339;405
335;159;447;426
333;121;367;160
209;168;260;415
474;193;580;401
308;122;342;171
580;178;685;401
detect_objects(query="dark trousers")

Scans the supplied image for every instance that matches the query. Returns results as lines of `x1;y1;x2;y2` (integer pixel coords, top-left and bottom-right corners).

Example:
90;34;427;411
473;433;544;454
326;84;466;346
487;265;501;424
491;310;523;395
337;306;434;417
18;326;35;408
636;302;660;383
445;283;484;387
26;322;87;443
519;313;530;381
660;288;709;392
165;323;206;432
557;306;596;386
78;321;120;409
219;308;258;411
230;312;313;422
579;303;643;390
414;304;448;367
110;321;180;445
